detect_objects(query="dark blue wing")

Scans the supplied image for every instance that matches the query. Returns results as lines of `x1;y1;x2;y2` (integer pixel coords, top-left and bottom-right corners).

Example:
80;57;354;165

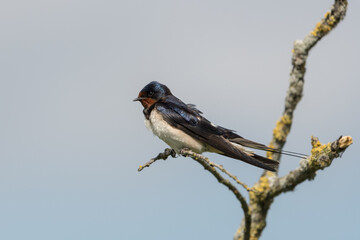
155;97;278;171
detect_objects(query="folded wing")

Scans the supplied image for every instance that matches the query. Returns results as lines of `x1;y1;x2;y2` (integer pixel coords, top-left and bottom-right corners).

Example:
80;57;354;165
156;99;279;171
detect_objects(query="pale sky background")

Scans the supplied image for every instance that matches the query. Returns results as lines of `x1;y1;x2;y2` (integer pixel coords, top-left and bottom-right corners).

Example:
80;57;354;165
1;0;359;239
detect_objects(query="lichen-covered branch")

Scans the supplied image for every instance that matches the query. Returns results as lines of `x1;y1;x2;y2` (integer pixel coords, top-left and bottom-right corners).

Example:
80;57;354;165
271;136;352;196
235;1;349;239
139;2;349;240
268;0;348;162
234;136;352;240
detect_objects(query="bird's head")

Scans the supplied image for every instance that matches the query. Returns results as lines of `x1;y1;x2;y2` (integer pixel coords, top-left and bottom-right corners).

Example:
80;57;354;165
133;81;172;108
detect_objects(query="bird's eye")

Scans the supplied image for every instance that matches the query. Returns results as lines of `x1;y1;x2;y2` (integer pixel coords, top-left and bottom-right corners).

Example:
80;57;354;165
148;91;154;97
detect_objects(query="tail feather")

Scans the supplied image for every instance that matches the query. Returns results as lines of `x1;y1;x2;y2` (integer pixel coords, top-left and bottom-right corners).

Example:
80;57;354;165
251;153;279;172
220;133;306;172
228;137;308;159
220;152;279;172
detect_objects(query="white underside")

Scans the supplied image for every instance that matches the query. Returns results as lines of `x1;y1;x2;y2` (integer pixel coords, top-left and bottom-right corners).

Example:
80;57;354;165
145;109;207;153
145;109;254;156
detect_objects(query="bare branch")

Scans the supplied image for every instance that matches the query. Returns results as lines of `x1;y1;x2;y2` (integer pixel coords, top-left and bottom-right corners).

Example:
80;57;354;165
210;162;252;192
178;149;251;240
137;148;175;171
139;147;252;240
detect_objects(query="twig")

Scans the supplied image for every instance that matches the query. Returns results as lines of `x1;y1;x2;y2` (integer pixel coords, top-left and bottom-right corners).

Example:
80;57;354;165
139;147;252;239
137;148;175;171
210;162;252;192
178;149;251;240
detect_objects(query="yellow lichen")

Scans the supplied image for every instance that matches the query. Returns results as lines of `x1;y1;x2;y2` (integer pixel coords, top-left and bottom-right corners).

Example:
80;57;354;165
324;11;330;19
311;22;322;36
311;136;322;148
250;175;271;201
283;114;292;124
328;15;336;25
265;171;276;178
311;142;329;156
272;114;292;141
266;143;275;159
309;142;331;168
311;11;337;36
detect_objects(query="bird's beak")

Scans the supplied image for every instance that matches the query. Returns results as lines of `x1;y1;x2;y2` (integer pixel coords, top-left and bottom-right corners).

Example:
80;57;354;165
133;97;145;102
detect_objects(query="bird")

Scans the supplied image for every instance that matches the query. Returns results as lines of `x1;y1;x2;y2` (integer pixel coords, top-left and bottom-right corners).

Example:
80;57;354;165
134;81;305;172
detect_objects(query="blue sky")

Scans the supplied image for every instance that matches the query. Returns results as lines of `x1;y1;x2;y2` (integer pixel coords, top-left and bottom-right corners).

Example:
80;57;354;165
1;0;359;239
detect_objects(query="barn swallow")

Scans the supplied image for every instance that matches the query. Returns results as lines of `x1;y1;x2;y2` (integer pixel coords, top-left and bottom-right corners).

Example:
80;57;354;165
134;81;305;172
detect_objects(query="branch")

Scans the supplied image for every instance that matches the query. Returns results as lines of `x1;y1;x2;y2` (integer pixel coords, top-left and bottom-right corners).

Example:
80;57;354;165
137;148;175;171
235;1;349;239
271;136;352;196
268;0;348;163
138;147;252;240
178;149;251;240
209;162;252;192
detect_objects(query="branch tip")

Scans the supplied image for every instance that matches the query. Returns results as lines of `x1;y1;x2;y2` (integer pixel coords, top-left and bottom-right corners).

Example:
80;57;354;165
338;136;353;149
